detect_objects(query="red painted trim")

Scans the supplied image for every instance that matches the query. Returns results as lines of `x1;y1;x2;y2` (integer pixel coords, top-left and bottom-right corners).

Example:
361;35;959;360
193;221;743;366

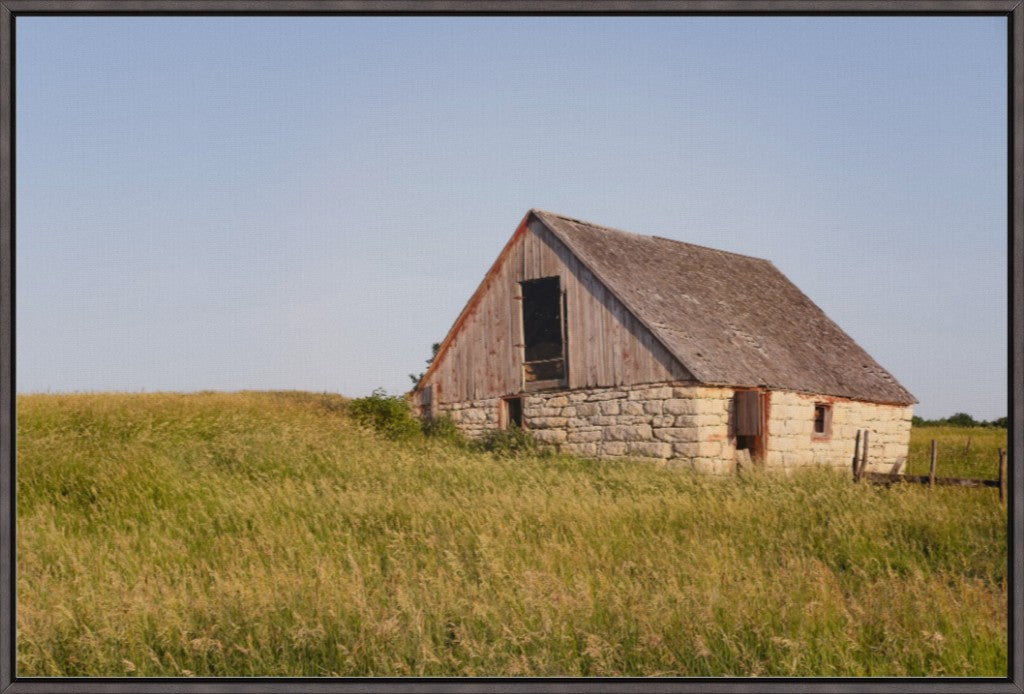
758;389;770;463
811;401;834;442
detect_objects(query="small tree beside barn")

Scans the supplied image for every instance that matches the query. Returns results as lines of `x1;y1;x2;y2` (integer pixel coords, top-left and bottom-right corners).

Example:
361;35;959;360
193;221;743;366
412;210;915;475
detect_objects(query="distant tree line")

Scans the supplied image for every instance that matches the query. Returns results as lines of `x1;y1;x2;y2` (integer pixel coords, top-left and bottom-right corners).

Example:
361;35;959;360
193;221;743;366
912;412;1007;428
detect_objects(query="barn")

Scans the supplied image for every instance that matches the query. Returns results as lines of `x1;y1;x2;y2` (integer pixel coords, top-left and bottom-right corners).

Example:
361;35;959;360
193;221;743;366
411;209;916;475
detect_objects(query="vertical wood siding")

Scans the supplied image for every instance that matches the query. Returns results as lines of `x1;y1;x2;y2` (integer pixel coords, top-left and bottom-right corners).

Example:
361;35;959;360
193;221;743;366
424;218;693;404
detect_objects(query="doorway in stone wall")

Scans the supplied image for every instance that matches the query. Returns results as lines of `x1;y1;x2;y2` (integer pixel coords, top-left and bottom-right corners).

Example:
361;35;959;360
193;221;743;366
734;389;767;463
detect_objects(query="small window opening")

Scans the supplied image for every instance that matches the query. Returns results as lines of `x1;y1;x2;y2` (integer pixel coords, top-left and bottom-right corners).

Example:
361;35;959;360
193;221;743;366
521;277;566;387
504;397;523;429
813;403;832;438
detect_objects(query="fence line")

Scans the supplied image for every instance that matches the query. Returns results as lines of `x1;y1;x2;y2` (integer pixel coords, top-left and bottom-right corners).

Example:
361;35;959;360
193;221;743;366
853;431;1006;505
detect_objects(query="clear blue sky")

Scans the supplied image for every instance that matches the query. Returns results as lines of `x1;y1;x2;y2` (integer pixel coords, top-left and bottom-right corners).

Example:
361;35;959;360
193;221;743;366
16;16;1007;420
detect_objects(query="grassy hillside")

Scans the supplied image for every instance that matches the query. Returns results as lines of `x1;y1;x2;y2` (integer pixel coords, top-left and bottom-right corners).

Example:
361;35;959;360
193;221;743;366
16;392;1007;677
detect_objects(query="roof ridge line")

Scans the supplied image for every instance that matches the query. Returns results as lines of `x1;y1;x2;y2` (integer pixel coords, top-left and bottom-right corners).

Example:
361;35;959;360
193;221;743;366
531;209;770;264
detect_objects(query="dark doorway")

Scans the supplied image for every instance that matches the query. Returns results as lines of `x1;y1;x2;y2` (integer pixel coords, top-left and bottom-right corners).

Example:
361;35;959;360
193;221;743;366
521;276;566;387
734;390;766;461
504;396;523;429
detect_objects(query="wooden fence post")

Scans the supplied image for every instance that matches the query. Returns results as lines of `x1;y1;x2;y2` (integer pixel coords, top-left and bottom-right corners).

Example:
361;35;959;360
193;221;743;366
852;430;861;481
929;440;937;488
999;448;1006;504
858;430;870;481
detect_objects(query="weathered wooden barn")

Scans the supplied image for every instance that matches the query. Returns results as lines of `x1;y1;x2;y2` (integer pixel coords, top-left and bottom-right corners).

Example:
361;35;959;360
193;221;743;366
411;210;916;474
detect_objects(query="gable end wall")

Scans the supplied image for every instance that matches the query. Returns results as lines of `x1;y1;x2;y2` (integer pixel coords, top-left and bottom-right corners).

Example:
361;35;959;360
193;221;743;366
418;218;692;405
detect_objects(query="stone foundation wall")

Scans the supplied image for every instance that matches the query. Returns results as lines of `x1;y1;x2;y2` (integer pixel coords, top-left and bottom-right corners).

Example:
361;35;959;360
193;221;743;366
438;384;912;476
765;391;912;473
440;398;503;438
523;383;737;474
441;382;735;475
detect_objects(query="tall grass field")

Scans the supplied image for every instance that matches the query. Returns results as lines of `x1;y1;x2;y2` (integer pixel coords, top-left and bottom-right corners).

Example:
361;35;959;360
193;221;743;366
16;392;1007;677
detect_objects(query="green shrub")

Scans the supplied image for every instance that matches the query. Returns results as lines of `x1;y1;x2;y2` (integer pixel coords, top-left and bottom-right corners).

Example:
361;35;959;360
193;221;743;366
348;389;421;440
420;413;463;443
474;426;539;457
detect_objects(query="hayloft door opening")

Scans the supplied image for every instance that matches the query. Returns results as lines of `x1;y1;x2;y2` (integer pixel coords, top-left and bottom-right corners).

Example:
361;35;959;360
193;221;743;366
734;390;766;462
521;276;567;391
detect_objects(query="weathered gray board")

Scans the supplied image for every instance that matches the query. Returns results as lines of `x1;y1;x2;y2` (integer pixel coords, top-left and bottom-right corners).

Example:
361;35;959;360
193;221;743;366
423;217;693;405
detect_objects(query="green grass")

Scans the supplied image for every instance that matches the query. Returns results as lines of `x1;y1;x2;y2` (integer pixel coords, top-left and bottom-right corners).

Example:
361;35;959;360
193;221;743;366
905;426;1008;480
16;392;1007;677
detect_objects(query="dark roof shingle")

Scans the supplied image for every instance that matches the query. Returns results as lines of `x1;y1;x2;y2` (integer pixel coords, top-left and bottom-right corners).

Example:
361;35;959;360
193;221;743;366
533;210;916;405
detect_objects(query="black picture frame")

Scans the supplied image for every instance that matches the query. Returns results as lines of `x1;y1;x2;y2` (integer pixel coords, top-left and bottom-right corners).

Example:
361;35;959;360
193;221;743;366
1;2;1020;692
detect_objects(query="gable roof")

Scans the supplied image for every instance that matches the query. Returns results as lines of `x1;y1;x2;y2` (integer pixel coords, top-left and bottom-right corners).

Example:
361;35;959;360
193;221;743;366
531;210;916;405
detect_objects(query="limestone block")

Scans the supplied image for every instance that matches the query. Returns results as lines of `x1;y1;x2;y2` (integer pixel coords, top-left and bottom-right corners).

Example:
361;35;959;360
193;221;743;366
532;407;563;417
698;441;723;457
602;441;628;456
463;408;487;423
673;442;700;457
639;386;674;399
650;415;675;428
694;413;725;427
567;429;603;443
644;400;663;415
698;401;728;418
568;417;591;428
562;406;577;417
530;416;567;429
835;424;855;440
772;436;794;452
593;415;618;426
577;403;601;417
546;395;569;408
568;392;589;402
589;390;627;401
779;392;802;406
600;401;621;415
653;428;693;443
618;415;651;426
564;442;599;457
664;399;699;415
620;401;645;415
627;441;673;458
532;429;567;445
674;414;698;428
605;424;653;441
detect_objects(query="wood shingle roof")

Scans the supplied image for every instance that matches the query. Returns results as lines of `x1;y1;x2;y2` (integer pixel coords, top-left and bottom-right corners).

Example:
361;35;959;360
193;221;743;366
532;210;916;405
